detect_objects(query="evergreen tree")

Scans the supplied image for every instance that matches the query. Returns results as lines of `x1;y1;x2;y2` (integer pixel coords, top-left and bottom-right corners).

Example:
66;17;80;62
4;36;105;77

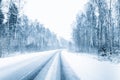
0;0;4;25
8;2;18;38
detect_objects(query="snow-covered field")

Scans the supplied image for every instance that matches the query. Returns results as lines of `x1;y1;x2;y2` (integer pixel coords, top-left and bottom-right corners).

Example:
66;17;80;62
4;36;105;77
62;50;120;80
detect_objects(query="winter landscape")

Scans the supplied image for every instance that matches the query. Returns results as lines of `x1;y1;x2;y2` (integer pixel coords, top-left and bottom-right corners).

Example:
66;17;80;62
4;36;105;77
0;0;120;80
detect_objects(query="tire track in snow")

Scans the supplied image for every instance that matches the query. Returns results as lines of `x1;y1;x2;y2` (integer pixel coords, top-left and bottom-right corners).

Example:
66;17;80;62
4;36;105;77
20;51;58;80
60;52;80;80
33;52;59;80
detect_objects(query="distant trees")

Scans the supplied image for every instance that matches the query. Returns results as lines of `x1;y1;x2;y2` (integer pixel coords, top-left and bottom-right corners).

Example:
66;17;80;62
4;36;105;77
0;0;60;57
73;13;87;52
73;0;97;52
72;0;120;55
21;20;60;52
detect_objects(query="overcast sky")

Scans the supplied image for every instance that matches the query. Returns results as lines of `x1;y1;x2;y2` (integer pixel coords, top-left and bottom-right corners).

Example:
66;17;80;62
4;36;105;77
24;0;88;40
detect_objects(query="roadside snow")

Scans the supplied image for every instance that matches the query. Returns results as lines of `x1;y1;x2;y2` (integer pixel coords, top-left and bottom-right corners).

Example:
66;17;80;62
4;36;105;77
0;50;59;68
45;53;60;80
62;50;120;80
0;50;58;80
0;49;120;80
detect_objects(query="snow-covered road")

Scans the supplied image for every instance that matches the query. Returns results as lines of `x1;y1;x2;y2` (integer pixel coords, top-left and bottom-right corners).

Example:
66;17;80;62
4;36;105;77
0;50;120;80
0;50;58;80
0;50;79;80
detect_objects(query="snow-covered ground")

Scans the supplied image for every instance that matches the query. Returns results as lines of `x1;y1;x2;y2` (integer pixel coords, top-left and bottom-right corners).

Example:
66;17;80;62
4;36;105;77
62;50;120;80
0;49;120;80
0;50;58;80
34;52;61;80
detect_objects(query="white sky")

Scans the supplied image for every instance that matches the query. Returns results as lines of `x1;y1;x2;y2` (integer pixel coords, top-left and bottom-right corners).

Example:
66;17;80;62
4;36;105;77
23;0;88;40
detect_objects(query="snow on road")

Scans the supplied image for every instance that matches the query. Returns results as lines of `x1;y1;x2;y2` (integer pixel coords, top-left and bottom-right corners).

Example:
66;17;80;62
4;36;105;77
0;49;120;80
0;50;58;80
44;52;61;80
34;52;61;80
62;50;120;80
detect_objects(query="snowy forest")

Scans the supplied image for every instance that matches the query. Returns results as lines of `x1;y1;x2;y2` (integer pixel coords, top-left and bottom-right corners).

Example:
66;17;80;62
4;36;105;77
72;0;120;58
0;0;120;79
0;0;120;60
0;0;69;57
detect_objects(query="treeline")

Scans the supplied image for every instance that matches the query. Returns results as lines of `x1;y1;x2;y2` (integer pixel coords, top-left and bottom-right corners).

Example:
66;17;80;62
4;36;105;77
73;0;120;55
0;0;60;57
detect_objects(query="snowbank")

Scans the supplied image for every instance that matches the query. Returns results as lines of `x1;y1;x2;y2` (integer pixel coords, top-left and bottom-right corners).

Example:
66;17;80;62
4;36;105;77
62;50;120;80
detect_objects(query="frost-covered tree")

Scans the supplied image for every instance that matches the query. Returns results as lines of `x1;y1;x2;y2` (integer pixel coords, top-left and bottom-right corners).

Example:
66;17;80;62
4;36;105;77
115;0;120;49
0;0;4;57
85;1;97;51
73;13;86;52
0;0;60;57
73;1;97;52
8;1;18;38
0;8;4;24
72;0;119;56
